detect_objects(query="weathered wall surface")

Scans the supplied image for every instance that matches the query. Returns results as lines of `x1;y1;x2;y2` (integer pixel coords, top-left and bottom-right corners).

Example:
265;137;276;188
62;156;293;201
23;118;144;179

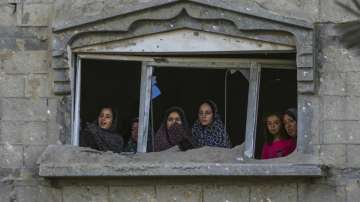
0;0;360;201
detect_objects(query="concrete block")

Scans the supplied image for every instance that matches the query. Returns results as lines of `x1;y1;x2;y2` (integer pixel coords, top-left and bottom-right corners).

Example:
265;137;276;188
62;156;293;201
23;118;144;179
16;185;61;202
24;38;48;51
47;98;59;121
47;120;61;145
0;121;47;144
298;183;337;202
25;74;50;98
0;144;22;168
250;183;297;202
203;185;249;202
320;0;359;23
321;45;360;73
347;145;360;168
309;96;321;145
322;96;360;121
322;121;360;144
17;4;51;27
109;186;156;202
0;4;17;26
24;146;47;168
254;0;319;23
156;185;202;202
0;75;25;97
63;186;108;202
0;182;12;202
0;38;17;51
346;181;360;202
320;144;346;168
347;72;360;96
3;51;49;74
1;98;48;121
318;72;347;96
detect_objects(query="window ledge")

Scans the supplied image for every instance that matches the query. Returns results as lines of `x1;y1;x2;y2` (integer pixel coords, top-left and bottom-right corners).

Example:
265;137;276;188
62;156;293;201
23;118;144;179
37;145;326;178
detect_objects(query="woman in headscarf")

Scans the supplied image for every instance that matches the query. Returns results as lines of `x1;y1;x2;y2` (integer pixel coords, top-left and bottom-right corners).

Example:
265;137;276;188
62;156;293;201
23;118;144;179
154;106;194;152
80;106;124;153
192;100;231;148
283;108;297;140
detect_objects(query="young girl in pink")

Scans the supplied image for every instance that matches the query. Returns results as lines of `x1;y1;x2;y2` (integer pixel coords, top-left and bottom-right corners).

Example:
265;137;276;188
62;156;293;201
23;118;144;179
261;113;296;159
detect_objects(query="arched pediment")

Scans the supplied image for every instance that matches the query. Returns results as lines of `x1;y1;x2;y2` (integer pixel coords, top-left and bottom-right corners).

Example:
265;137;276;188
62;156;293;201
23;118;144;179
51;0;315;95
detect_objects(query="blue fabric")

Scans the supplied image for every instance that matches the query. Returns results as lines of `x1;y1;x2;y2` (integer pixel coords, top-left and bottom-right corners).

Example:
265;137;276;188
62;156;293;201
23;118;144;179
151;76;161;99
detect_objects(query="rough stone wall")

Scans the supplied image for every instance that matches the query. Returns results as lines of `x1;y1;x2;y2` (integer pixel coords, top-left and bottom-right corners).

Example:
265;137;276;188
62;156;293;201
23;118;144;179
0;0;360;201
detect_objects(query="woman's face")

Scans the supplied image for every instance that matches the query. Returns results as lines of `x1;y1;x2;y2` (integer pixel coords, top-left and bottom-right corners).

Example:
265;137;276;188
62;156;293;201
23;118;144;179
198;103;214;126
98;108;113;129
166;112;182;129
283;114;297;137
266;115;281;135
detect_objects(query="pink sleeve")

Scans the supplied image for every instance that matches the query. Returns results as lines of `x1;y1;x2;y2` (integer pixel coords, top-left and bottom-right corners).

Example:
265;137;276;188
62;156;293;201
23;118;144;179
288;139;296;154
283;139;296;156
261;144;269;159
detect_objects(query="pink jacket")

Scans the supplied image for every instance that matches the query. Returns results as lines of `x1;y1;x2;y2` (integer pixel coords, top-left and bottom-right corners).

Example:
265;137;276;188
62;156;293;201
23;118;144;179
261;138;296;159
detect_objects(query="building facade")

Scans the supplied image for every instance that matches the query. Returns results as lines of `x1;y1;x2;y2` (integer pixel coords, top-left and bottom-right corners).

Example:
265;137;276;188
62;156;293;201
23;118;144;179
0;0;360;201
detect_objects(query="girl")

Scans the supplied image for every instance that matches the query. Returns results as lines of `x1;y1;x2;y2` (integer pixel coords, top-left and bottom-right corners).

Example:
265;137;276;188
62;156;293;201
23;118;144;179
261;113;295;159
80;107;124;153
154;106;194;152
192;100;231;148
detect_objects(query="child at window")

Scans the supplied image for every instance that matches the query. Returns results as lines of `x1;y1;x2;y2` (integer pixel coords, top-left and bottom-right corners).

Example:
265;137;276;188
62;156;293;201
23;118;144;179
261;113;296;159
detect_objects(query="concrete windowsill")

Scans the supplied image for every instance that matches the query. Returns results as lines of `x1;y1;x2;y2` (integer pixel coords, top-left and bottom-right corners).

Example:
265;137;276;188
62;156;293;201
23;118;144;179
37;145;326;178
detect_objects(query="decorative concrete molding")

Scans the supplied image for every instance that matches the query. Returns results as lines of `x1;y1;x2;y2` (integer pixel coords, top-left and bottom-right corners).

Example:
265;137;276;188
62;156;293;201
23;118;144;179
51;0;315;95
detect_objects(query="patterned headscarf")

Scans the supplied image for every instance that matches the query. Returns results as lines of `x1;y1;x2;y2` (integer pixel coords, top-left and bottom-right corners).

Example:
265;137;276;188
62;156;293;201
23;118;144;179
192;100;231;148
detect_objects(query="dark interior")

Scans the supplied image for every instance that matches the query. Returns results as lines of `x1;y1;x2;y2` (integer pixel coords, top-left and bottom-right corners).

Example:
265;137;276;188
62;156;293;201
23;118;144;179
152;67;249;147
254;68;297;159
80;59;142;142
80;59;296;152
80;59;249;147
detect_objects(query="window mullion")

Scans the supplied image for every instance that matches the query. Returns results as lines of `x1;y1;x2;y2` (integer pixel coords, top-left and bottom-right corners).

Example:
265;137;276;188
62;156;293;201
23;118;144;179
137;63;153;153
244;62;261;158
72;57;82;146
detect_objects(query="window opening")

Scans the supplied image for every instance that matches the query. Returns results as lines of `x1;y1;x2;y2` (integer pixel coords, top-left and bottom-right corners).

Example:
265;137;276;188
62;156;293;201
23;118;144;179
150;66;249;148
72;55;297;159
79;59;142;148
255;68;297;159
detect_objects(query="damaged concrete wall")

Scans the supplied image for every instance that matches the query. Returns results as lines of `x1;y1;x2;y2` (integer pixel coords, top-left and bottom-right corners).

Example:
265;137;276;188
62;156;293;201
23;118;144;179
0;0;360;201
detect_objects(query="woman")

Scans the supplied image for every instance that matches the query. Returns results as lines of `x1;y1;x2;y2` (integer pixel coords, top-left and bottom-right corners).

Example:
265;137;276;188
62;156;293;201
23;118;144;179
80;107;124;153
192;100;231;148
261;113;295;159
283;108;297;139
154;106;194;152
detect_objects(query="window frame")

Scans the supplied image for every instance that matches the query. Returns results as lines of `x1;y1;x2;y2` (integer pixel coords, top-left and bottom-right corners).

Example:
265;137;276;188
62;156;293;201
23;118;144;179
72;54;296;158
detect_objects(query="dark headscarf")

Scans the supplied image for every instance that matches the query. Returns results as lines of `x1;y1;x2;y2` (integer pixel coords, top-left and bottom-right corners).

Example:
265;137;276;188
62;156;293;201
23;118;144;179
284;108;297;122
80;107;124;153
154;106;194;152
192;100;231;148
